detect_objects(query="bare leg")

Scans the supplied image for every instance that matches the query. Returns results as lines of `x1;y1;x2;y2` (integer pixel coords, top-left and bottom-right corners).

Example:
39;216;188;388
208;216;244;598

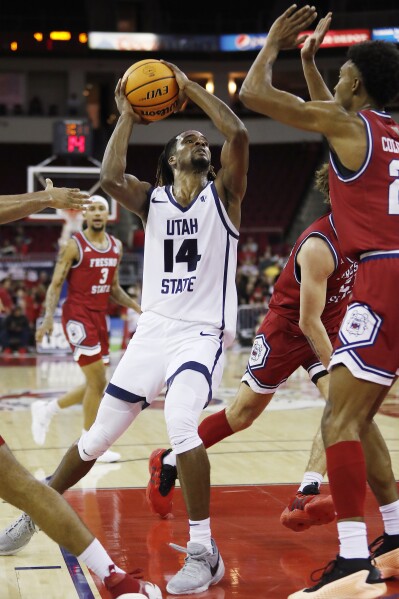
362;417;398;507
0;444;93;555
48;444;96;494
226;382;274;431
303;374;329;475
58;384;85;409
80;360;107;430
177;445;210;521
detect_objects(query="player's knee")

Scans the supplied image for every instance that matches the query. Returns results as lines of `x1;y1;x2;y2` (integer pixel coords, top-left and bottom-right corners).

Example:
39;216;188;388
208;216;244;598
165;380;204;454
87;373;107;396
78;425;112;461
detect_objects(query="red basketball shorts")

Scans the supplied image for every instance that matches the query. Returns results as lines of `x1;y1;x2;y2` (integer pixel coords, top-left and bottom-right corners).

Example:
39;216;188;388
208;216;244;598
62;302;110;367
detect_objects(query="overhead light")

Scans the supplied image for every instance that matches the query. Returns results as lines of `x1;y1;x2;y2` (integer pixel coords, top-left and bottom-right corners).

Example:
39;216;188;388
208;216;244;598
205;79;214;94
50;31;71;41
228;79;237;95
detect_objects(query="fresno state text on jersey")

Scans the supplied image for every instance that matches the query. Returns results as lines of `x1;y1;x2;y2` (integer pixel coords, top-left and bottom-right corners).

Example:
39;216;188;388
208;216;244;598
66;232;120;311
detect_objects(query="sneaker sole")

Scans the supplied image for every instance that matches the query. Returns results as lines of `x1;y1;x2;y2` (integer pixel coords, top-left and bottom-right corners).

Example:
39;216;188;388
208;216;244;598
0;544;28;556
288;570;387;598
373;547;399;579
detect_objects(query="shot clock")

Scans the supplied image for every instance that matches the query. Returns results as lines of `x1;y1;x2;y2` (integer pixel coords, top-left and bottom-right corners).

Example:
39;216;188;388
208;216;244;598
53;119;93;157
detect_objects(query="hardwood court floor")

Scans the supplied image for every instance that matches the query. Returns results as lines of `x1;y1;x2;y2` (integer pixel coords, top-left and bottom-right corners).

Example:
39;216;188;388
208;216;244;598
0;347;398;598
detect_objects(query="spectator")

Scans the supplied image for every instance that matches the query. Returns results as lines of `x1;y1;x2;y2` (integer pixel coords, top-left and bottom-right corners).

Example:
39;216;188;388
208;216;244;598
238;255;259;279
0;277;13;315
238;235;258;264
258;245;275;272
14;226;31;255
1;305;31;354
28;96;44;116
0;239;17;256
67;92;82;116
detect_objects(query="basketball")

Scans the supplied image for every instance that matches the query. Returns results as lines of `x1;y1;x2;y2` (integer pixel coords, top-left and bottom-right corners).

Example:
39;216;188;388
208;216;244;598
123;59;179;122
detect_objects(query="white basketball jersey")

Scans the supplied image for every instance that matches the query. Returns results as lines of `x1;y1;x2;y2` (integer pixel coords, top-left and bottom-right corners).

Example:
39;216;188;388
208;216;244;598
141;181;239;346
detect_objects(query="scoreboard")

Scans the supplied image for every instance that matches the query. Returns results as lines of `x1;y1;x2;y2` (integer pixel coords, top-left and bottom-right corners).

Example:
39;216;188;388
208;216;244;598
53;119;93;157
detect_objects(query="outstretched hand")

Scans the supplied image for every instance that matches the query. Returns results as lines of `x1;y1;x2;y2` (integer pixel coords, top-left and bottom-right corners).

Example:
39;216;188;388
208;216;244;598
45;179;90;211
266;4;318;51
301;12;332;61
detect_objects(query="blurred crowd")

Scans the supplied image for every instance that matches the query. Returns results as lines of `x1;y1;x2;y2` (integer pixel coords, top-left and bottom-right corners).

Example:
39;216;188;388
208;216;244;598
0;232;289;355
236;235;288;309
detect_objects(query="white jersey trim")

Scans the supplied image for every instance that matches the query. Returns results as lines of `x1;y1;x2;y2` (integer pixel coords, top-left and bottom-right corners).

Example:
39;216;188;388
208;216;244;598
330;112;373;182
71;232;114;269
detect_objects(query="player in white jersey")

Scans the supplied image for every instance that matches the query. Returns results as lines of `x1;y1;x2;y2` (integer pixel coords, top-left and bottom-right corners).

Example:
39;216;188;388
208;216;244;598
0;61;249;596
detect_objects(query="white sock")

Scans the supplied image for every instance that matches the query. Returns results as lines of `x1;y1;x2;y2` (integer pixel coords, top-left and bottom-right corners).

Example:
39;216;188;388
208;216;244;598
163;450;177;468
78;538;124;581
299;471;324;493
47;399;61;416
380;500;399;536
338;521;369;559
189;517;212;553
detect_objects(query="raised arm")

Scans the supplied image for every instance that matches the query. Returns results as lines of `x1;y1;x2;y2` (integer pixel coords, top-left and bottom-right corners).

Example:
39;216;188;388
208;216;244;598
100;79;152;221
35;239;78;342
163;60;249;230
301;12;334;101
239;5;330;131
239;5;368;169
0;179;89;225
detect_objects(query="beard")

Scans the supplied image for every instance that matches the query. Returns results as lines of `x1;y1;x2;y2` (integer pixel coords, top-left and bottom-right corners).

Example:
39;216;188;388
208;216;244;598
191;154;210;172
90;222;105;232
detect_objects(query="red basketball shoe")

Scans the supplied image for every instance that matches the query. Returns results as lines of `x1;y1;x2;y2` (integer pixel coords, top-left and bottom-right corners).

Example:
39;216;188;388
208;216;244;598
146;448;177;518
280;483;335;532
104;565;162;598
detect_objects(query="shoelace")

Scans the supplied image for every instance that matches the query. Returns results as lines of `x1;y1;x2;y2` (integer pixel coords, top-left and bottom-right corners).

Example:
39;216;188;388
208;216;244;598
310;559;337;583
5;514;35;539
368;535;385;558
289;494;315;511
169;543;211;578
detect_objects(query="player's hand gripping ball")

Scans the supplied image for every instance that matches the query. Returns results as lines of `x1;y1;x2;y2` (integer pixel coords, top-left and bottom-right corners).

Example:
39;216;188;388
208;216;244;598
123;59;179;122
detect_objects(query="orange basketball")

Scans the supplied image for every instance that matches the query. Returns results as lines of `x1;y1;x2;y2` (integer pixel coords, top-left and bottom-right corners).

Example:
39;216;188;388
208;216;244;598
123;59;179;122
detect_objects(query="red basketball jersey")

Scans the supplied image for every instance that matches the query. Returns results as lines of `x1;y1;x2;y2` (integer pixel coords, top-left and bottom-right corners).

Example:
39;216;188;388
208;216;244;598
269;213;357;334
66;231;120;311
329;109;399;258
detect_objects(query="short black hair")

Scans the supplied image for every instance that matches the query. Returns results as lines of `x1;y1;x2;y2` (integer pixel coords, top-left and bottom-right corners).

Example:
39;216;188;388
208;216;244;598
347;40;399;108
